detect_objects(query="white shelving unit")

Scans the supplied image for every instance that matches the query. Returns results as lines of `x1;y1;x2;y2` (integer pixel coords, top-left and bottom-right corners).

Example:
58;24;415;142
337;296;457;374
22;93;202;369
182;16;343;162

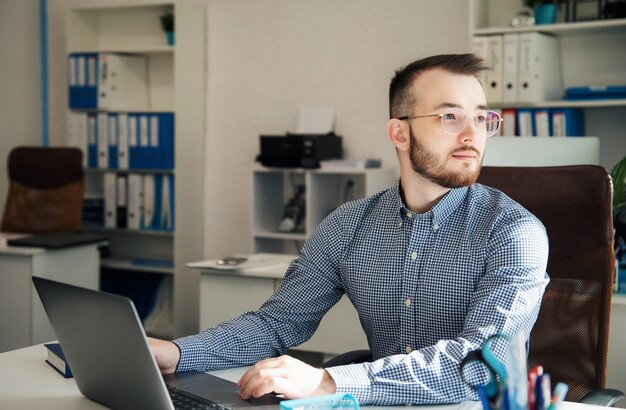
251;167;397;254
65;0;206;338
469;0;626;169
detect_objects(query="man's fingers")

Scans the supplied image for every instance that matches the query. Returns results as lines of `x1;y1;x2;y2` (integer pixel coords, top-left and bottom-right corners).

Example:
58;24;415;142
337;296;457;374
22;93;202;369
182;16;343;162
239;367;289;399
237;356;288;388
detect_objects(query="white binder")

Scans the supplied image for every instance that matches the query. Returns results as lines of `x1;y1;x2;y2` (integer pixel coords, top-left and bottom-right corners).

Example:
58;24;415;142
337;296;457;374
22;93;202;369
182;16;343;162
67;112;87;167
471;36;489;88
118;113;129;169
502;33;520;103
127;174;143;230
486;35;504;103
97;112;108;169
518;33;562;103
97;53;149;110
104;172;117;228
534;109;551;137
142;174;156;229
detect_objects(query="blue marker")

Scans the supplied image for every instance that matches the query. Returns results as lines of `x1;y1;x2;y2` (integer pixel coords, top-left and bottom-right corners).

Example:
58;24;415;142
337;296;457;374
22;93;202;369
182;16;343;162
546;383;569;410
477;384;491;410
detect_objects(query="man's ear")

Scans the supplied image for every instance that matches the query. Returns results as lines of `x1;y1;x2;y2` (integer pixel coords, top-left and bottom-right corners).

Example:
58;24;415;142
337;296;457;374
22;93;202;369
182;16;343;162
387;119;410;152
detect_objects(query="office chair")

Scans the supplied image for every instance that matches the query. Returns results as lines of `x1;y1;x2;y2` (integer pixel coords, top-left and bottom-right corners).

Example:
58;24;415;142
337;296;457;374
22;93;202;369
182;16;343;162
1;146;84;234
323;165;623;406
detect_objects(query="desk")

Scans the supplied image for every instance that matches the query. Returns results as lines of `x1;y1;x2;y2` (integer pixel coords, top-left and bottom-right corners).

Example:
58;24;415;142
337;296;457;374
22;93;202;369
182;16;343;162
0;242;102;353
0;343;607;410
194;254;368;354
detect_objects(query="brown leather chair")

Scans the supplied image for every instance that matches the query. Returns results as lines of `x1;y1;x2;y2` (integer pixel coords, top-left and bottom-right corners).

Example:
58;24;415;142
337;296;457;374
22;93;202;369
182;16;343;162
1;146;84;234
323;165;623;406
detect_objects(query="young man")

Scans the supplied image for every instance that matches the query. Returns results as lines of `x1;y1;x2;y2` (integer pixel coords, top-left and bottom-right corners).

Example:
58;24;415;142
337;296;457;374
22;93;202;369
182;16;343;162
149;54;549;405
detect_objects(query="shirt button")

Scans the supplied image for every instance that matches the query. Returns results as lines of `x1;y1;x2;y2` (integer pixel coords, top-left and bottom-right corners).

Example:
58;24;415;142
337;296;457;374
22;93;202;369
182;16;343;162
405;298;411;308
406;212;413;219
399;221;403;227
405;345;413;353
411;251;417;260
433;223;439;231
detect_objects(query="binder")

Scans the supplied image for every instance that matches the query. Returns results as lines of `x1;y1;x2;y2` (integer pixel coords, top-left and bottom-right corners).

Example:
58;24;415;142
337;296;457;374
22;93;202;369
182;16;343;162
127;174;143;230
534;109;551;137
142;174;156;229
502;33;520;103
472;36;489;88
104;172;117;228
97;54;149;110
157;113;175;169
486;35;504;103
518;33;562;103
160;174;174;231
118;113;129;169
44;343;72;378
502;109;517;136
116;175;128;229
67;111;88;167
68;53;98;109
149;115;160;169
97;113;108;169
517;109;535;137
108;113;119;169
139;115;150;168
87;113;98;168
551;108;585;137
128;114;141;169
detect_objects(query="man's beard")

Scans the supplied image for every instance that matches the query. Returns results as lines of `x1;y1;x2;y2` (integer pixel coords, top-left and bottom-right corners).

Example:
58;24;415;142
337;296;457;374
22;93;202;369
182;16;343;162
408;126;482;188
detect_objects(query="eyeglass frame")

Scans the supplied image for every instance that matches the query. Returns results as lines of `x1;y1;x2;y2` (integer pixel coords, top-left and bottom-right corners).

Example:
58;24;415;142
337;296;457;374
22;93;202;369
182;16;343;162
395;108;503;138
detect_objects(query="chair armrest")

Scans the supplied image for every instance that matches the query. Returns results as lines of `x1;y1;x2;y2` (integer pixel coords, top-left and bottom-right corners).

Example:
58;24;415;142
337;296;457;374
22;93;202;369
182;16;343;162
322;350;372;368
580;389;625;407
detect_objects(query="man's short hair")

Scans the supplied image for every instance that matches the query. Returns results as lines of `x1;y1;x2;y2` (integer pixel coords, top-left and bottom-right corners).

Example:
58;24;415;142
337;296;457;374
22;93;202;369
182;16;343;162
389;54;488;119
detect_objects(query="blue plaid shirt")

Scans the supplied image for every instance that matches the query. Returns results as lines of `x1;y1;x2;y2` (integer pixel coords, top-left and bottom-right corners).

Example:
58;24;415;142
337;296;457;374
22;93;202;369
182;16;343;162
174;181;549;405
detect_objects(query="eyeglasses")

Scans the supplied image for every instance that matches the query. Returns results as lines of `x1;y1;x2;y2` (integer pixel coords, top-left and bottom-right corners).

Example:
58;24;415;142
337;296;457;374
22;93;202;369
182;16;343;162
396;108;503;138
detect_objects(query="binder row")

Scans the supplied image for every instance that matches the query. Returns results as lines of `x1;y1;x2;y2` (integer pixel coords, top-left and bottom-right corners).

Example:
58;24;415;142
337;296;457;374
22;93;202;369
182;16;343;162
68;53;149;110
498;108;584;137
68;112;174;170
104;173;174;232
473;32;562;103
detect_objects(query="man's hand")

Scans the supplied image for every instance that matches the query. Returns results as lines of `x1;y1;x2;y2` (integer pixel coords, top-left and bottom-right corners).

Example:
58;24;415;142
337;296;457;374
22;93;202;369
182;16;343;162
237;355;336;400
147;337;180;375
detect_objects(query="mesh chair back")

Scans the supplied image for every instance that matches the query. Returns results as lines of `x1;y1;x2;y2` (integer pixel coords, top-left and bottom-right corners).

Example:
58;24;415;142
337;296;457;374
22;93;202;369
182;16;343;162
1;146;84;234
478;165;614;401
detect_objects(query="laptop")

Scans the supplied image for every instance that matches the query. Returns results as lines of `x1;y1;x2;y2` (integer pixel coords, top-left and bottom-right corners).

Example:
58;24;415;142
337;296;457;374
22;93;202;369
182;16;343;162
32;276;281;410
8;231;108;249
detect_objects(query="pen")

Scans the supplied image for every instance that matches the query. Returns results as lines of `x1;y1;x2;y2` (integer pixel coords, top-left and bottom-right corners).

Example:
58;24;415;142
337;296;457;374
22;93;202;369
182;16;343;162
546;383;569;410
477;384;491;410
528;365;544;410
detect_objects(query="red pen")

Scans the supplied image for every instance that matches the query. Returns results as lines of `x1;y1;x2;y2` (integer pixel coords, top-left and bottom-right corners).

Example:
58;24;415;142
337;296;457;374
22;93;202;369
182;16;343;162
528;365;544;410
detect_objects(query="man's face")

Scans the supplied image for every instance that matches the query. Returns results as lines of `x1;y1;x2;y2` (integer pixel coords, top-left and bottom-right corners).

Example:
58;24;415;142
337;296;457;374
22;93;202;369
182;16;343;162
404;69;488;188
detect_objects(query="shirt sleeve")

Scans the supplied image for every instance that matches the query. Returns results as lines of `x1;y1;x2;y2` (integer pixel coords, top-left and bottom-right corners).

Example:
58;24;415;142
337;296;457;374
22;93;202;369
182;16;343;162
173;209;347;372
326;213;549;405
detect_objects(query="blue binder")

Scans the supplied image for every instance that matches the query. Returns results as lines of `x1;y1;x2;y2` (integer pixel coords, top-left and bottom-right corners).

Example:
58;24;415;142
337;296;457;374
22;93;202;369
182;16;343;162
107;113;119;169
550;108;584;137
517;108;535;137
128;114;142;169
87;112;98;168
158;113;175;170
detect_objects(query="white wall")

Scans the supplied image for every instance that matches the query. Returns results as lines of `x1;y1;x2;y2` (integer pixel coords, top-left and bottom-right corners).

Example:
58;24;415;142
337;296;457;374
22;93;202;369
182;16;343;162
0;0;42;219
202;0;470;258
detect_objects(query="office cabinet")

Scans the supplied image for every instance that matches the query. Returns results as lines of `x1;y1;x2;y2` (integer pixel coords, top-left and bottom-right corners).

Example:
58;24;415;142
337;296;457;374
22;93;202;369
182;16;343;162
65;0;206;338
469;0;626;169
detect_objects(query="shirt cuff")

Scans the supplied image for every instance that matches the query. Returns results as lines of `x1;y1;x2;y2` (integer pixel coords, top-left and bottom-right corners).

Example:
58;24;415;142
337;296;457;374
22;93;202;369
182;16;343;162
172;334;209;372
325;363;373;404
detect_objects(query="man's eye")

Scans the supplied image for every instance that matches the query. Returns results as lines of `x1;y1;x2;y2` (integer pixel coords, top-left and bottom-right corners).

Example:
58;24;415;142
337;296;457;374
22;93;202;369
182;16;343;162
442;113;456;120
475;115;487;123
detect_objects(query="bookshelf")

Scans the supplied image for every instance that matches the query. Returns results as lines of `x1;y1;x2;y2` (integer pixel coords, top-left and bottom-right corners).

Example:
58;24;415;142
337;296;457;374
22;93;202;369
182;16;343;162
469;0;626;169
251;167;397;254
65;0;206;338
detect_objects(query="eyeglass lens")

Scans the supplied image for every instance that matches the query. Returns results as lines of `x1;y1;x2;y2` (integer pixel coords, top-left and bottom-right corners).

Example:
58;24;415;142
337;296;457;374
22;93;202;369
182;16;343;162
442;108;501;137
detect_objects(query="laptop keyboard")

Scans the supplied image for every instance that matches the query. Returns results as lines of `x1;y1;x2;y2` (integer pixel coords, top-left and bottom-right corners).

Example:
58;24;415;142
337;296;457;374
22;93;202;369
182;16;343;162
167;385;232;410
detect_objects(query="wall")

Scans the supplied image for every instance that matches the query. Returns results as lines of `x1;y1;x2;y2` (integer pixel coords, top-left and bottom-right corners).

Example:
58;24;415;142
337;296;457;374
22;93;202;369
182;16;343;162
202;0;470;259
0;0;42;219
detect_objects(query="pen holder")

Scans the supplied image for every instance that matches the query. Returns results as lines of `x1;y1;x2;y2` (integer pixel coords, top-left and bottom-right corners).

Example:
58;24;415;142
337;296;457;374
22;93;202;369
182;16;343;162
280;393;360;410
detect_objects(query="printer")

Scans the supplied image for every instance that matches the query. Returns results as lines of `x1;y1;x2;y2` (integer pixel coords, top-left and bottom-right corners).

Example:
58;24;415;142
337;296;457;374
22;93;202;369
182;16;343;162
256;133;342;168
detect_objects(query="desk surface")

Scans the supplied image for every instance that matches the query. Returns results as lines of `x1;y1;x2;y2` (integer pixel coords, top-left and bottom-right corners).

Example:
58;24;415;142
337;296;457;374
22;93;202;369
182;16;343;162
0;343;608;410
